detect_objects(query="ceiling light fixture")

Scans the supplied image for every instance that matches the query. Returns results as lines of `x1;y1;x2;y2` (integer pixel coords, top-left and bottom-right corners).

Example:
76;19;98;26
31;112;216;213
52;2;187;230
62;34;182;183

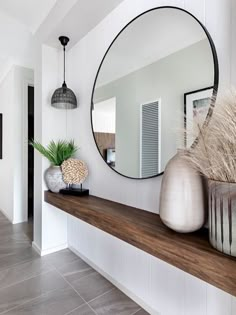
51;36;77;109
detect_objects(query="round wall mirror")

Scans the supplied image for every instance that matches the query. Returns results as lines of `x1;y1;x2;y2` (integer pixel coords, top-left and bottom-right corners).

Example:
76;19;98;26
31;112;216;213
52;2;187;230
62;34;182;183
91;7;219;179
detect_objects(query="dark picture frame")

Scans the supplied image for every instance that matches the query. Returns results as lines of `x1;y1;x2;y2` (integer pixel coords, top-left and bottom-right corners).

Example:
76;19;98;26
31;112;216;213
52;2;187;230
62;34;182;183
184;86;214;147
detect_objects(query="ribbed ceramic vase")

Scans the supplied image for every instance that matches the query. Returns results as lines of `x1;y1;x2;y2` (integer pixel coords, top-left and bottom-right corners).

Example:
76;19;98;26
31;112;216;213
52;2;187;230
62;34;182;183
159;151;207;233
208;179;236;257
45;166;66;193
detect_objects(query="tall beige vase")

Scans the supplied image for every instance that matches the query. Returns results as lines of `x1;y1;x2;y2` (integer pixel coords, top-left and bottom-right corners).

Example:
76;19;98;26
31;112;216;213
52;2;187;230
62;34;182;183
159;151;207;233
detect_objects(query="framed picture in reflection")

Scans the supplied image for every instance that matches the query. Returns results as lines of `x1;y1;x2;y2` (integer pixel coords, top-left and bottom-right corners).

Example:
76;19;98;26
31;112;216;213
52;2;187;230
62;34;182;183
106;148;115;168
184;86;213;147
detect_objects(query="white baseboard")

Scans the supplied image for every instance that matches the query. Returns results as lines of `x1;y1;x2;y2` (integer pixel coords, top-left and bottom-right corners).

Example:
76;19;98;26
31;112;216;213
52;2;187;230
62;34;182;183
69;246;159;315
12;218;28;224
0;208;13;223
32;242;41;255
0;208;29;224
32;241;68;256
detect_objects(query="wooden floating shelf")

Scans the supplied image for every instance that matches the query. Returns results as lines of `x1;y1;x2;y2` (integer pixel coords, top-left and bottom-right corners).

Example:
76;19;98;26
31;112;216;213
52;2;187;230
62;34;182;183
45;191;236;297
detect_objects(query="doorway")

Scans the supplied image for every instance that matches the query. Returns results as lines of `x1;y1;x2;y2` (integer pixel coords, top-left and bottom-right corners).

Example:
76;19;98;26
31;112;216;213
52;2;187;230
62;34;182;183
28;86;34;219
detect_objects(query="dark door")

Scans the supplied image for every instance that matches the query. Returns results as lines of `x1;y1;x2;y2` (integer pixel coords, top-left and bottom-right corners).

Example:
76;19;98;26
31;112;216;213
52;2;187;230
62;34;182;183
28;86;34;219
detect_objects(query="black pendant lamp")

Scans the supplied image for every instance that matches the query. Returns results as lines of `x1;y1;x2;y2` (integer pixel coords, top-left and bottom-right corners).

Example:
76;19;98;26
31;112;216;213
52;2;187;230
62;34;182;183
51;36;77;109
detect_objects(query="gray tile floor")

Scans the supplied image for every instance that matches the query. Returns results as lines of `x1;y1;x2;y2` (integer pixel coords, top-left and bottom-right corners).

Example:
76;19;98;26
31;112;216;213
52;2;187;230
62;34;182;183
0;211;149;315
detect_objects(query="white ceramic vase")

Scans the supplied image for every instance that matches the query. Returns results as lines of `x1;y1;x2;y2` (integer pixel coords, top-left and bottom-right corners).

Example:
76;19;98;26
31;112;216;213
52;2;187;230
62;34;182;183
159;151;206;233
45;165;66;193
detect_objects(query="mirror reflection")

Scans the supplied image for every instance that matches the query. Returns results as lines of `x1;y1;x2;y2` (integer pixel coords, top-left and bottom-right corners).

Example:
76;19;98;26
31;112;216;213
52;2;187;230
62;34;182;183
92;7;217;179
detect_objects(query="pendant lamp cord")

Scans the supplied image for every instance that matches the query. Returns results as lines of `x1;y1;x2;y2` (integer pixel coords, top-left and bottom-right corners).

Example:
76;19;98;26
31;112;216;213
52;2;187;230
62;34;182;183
64;45;68;135
63;46;66;85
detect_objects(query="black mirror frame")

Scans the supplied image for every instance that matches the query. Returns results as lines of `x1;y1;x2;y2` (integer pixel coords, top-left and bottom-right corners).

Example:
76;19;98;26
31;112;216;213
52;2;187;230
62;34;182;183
90;6;219;180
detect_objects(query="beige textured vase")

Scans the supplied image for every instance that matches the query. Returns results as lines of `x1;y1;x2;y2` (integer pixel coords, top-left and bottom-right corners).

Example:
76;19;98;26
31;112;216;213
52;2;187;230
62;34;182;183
159;152;206;233
208;180;236;257
45;165;66;193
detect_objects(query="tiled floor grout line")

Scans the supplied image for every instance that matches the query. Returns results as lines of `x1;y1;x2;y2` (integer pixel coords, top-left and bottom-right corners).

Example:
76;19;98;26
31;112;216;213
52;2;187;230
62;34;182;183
54;257;145;315
55;266;97;286
0;254;95;315
0;286;63;315
87;287;115;304
0;266;54;292
0;250;33;263
86;288;117;315
0;252;39;274
63;305;85;315
0;235;31;244
0;297;39;315
54;268;115;315
130;308;143;315
82;303;97;315
52;257;96;276
53;268;91;310
0;265;54;291
50;256;81;271
64;303;96;315
55;264;116;303
0;212;148;315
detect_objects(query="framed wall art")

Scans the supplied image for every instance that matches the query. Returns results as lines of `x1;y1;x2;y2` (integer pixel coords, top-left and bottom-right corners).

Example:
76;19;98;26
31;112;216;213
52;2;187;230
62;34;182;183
184;87;213;147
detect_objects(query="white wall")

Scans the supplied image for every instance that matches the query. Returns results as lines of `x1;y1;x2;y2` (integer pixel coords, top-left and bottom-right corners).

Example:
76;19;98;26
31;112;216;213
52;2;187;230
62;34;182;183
0;9;37;225
93;97;116;133
68;217;236;315
62;0;236;314
0;10;35;83
66;0;231;213
13;66;34;223
33;44;69;254
33;0;236;314
0;66;33;223
0;69;15;222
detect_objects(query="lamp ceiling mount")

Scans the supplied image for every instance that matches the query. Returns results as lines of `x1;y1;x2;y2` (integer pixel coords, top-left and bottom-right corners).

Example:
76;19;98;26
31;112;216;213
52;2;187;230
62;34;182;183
59;36;70;47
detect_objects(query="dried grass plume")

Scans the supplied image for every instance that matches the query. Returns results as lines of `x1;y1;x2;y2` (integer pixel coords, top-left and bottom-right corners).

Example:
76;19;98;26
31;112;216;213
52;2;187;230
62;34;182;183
184;88;236;183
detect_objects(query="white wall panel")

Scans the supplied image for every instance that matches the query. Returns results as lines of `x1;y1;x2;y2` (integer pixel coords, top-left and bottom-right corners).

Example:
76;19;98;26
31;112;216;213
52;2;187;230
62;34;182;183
206;285;232;315
185;0;205;24
0;66;33;224
149;255;185;315
69;213;235;315
62;0;235;314
232;296;236;315
205;0;231;91
231;0;236;86
184;274;207;315
33;45;68;253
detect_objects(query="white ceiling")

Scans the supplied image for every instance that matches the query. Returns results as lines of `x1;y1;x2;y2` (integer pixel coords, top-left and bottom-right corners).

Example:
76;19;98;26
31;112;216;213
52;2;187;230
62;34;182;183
0;0;125;84
0;0;58;33
44;0;125;49
0;57;12;83
96;8;208;87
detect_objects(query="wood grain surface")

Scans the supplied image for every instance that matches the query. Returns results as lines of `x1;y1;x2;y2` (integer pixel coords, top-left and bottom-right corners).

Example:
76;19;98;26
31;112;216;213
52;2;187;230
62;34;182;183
94;132;115;158
45;191;236;297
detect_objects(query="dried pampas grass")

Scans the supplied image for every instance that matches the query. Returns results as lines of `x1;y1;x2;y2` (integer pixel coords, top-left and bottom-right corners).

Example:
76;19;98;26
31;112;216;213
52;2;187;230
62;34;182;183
184;88;236;183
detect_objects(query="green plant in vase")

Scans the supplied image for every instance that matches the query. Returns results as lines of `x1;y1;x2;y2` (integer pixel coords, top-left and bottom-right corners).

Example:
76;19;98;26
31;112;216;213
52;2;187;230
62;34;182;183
30;140;78;193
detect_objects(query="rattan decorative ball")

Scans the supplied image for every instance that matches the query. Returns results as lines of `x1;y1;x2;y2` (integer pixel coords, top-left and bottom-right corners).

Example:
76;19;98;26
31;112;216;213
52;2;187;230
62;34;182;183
61;158;88;185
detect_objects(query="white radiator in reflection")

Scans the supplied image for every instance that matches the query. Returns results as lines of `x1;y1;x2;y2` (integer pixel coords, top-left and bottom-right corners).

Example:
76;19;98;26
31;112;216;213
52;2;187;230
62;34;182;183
140;99;161;177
